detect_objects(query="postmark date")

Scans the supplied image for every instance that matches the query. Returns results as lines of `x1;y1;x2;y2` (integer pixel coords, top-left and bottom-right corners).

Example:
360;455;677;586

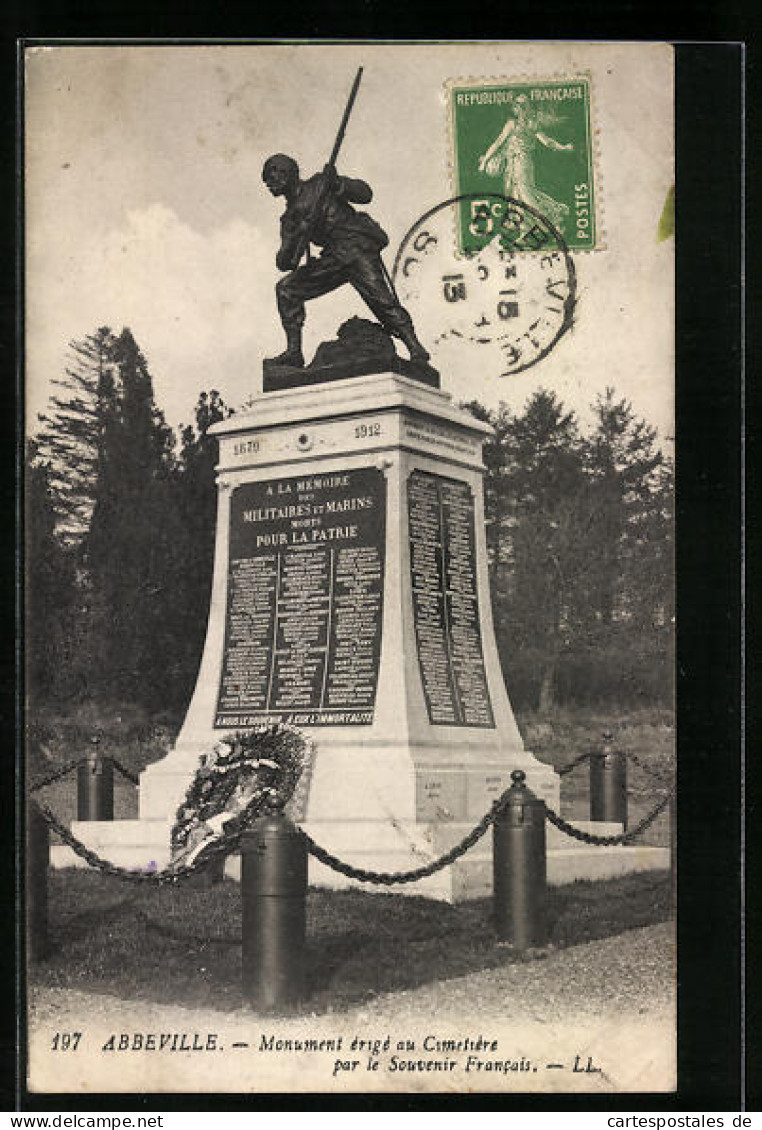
393;194;576;378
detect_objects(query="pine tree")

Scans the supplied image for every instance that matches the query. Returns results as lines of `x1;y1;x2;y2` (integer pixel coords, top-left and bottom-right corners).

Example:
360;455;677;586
501;390;589;710
463;389;674;710
164;391;232;706
567;390;671;704
33;326;180;706
628;455;674;632
582;388;665;629
84;329;178;703
25;441;77;703
461;400;512;579
34;327;121;545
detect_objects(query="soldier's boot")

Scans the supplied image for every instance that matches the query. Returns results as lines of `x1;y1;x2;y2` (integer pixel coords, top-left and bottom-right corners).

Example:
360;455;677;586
397;324;430;364
266;325;305;368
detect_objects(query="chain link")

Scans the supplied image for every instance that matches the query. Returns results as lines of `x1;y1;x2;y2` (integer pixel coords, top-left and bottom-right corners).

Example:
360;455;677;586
29;755;141;793
28;758;85;794
33;801;238;886
110;759;140;786
622;749;674;786
556;751;594;777
301;793;511;885
556;747;674;788
544;790;673;846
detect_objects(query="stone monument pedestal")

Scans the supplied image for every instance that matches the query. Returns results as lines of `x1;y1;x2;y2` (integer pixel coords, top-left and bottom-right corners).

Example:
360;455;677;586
60;370;670;896
135;371;558;900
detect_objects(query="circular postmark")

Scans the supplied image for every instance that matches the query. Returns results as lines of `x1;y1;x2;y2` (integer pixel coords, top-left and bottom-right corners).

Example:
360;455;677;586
392;194;576;378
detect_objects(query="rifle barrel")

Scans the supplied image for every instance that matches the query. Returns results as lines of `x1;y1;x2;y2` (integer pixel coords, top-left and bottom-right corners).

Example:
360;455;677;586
328;66;364;169
291;66;364;266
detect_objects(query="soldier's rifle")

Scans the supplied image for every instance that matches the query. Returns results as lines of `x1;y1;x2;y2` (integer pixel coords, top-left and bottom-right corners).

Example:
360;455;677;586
291;66;364;267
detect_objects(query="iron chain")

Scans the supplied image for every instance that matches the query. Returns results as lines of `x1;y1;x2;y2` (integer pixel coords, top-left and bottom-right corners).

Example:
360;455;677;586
300;792;512;885
28;759;85;794
556;747;673;788
29;755;141;793
544;790;673;846
110;759;140;786
556;751;594;777
31;771;674;887
622;749;674;786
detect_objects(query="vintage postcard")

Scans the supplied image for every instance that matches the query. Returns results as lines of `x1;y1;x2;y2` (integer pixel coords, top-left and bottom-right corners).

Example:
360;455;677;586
23;41;676;1096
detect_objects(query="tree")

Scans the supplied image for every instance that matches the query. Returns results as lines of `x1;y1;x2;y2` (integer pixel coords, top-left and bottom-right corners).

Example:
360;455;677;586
460;399;512;584
34;327;121;546
466;388;674;711
500;390;589;710
628;455;674;633
31;330;239;713
84;329;178;703
33;326;180;706
25;441;77;703
163;390;233;707
582;388;665;629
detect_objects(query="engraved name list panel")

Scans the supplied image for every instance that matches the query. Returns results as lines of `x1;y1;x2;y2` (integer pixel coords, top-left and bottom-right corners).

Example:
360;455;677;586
408;470;494;728
216;468;385;728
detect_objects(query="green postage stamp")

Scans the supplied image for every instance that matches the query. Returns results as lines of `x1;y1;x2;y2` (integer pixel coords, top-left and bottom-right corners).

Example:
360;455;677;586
449;76;598;253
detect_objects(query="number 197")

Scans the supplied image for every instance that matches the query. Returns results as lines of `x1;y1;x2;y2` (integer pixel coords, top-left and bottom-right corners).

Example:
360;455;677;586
51;1032;82;1051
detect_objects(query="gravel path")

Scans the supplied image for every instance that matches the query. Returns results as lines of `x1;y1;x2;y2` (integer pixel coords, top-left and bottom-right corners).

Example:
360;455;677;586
354;920;675;1024
27;923;675;1096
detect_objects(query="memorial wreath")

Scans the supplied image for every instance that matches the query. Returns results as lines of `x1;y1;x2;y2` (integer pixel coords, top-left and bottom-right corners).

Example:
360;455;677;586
170;724;310;869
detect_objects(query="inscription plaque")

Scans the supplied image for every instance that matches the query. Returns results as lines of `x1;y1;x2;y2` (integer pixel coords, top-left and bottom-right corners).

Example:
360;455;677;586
216;468;385;727
408;470;494;727
415;773;466;822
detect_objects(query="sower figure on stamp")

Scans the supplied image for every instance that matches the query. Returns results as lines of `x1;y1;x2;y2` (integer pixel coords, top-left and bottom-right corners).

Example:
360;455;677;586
262;152;430;368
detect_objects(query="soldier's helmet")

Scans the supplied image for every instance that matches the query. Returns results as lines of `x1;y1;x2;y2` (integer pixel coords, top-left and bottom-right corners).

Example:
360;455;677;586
262;154;299;183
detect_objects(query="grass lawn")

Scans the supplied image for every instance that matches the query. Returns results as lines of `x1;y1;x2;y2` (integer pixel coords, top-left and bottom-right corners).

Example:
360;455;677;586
31;868;673;1015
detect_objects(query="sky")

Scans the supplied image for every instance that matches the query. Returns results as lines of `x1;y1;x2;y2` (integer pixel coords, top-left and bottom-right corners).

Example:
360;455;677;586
25;42;674;444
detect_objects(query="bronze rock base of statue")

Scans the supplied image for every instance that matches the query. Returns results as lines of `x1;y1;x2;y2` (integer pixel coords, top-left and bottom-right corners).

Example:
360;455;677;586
262;318;440;393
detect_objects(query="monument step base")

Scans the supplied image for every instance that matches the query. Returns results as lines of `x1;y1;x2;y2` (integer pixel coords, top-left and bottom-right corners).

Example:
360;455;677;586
69;819;170;847
52;818;172;873
50;819;670;902
51;845;170;872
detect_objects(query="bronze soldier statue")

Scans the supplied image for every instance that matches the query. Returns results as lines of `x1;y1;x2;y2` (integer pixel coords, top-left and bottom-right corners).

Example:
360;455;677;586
262;153;430;368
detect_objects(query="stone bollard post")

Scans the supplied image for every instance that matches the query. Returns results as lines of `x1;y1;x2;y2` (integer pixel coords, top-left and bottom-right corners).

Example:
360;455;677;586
240;803;307;1012
492;770;548;949
77;742;114;821
589;731;628;828
27;801;50;963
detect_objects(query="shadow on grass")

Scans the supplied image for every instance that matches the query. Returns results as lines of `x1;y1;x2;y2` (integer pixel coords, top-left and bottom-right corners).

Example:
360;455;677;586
32;869;672;1015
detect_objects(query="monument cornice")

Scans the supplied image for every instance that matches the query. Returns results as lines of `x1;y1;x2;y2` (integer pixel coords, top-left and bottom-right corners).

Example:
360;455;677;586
211;372;493;439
